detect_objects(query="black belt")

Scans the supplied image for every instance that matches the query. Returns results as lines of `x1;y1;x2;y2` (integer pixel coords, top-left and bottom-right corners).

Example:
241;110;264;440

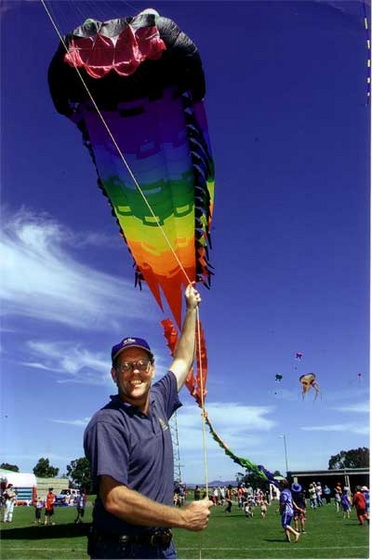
93;528;173;548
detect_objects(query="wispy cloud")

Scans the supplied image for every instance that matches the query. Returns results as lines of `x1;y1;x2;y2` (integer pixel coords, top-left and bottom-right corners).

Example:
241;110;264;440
331;402;370;414
301;423;369;435
1;208;154;330
51;417;91;427
24;339;111;385
176;402;277;456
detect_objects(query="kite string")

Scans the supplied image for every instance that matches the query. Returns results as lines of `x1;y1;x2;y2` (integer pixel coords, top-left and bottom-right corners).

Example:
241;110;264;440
195;307;208;560
196;308;209;493
39;0;193;288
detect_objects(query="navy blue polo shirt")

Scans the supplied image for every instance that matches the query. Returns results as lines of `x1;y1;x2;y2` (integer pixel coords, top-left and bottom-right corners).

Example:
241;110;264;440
84;371;182;534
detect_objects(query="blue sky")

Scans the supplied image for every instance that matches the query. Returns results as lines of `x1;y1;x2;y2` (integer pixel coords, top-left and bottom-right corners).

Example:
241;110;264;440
1;0;370;484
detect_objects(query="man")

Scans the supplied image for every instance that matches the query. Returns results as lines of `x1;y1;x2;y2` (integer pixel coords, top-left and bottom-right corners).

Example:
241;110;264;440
84;284;212;559
3;483;17;523
279;480;301;543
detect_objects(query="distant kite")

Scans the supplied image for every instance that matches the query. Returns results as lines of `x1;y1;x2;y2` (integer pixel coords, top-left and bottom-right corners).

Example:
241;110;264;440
275;374;283;382
295;352;303;360
299;373;321;400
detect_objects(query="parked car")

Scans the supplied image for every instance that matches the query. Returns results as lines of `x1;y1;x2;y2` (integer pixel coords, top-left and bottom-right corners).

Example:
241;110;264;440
54;488;79;506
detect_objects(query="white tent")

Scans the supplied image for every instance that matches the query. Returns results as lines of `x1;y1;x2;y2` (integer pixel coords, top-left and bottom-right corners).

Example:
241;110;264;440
0;469;37;504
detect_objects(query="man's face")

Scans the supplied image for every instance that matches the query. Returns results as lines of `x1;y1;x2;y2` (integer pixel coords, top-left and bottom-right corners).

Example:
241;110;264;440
111;347;155;410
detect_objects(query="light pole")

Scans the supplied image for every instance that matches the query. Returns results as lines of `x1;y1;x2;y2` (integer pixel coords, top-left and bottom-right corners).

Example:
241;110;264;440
279;434;289;475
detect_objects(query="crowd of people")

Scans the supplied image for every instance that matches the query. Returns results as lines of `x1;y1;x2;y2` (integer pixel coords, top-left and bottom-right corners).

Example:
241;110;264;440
183;478;369;544
31;487;87;526
1;486;87;526
1;476;369;551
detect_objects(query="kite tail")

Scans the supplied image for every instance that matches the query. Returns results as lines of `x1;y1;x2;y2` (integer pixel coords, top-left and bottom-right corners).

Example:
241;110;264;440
161;317;207;406
202;413;274;482
161;318;277;484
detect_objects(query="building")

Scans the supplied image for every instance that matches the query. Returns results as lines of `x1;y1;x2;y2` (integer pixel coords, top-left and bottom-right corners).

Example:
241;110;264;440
288;468;369;493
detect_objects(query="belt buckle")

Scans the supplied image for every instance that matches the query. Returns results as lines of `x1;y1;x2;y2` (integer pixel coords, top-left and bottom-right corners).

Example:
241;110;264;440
150;530;172;547
119;535;130;544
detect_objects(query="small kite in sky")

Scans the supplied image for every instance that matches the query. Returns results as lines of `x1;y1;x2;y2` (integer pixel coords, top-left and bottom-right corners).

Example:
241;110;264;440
299;372;321;400
275;374;283;382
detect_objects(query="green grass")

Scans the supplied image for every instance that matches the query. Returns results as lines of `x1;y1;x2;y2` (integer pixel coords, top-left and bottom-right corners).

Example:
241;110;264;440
0;501;369;559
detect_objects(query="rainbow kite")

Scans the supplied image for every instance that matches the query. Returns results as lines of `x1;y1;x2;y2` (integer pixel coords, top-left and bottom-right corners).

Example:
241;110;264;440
48;9;215;327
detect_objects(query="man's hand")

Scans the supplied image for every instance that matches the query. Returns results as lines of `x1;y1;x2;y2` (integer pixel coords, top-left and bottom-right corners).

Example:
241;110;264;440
184;283;201;310
180;497;213;532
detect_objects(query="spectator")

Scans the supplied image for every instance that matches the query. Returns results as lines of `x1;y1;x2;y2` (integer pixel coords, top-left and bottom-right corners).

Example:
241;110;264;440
260;497;268;519
75;489;87;524
334;482;342;513
193;486;201;501
279;479;301;543
352;486;368;525
44;487;56;525
291;482;307;533
361;486;370;518
224;486;233;514
341;487;351;519
315;482;323;507
308;483;317;509
3;484;17;523
34;497;44;525
323;485;331;504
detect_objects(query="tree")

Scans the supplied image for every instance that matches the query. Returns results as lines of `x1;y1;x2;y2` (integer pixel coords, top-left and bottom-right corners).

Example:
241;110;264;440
328;447;369;470
236;469;270;491
33;458;59;478
0;463;19;472
66;457;92;492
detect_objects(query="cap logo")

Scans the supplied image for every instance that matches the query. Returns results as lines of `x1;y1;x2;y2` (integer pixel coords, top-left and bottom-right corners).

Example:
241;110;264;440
123;338;136;345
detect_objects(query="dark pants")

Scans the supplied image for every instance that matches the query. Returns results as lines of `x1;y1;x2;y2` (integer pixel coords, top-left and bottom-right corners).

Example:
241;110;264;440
88;533;177;559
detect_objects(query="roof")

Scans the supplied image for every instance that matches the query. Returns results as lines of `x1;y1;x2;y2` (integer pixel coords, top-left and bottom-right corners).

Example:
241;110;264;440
289;468;369;477
0;468;37;487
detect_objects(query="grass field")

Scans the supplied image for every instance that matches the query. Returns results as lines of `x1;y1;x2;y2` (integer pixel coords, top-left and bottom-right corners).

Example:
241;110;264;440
0;501;369;559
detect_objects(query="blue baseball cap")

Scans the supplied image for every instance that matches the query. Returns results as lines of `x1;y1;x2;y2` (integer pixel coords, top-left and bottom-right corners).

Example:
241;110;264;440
111;337;153;362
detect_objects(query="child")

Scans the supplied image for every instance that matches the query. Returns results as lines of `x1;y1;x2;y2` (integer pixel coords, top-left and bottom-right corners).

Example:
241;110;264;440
74;490;86;524
34;497;44;525
341;487;351;519
260;498;268;519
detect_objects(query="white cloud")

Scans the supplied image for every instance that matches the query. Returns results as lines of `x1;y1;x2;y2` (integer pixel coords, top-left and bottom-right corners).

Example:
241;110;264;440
0;208;154;330
301;423;369;435
51;417;91;427
176;402;277;460
331;402;370;414
24;339;111;385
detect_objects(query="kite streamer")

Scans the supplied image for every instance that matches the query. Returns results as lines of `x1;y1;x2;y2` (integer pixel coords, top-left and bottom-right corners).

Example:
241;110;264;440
161;317;207;407
48;9;215;328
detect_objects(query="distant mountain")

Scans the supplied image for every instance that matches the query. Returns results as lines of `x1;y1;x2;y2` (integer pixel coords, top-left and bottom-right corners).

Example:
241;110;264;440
184;480;237;488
